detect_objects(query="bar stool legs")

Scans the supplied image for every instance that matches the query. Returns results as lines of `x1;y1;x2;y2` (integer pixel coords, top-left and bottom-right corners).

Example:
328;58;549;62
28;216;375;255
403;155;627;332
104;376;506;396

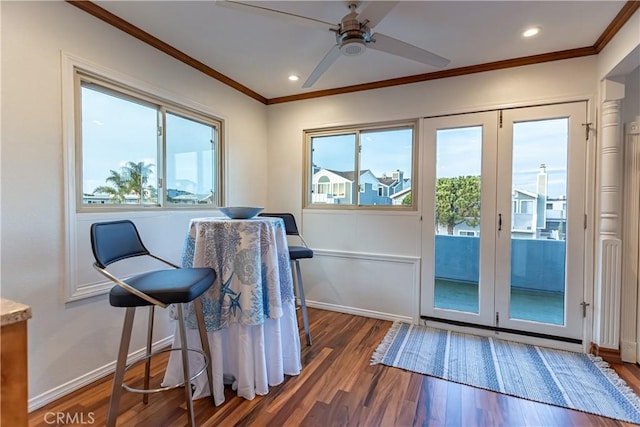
106;300;214;427
176;304;196;426
193;298;215;400
292;260;312;346
106;308;135;427
143;306;154;405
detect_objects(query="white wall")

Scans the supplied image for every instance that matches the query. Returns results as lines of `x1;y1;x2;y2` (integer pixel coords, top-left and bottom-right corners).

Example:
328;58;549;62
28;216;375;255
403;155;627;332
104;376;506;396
266;57;599;322
597;9;640;81
621;66;639;125
0;1;267;407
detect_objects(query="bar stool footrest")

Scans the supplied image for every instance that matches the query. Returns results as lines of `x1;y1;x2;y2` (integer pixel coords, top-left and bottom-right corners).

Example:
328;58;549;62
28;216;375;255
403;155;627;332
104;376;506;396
121;347;209;394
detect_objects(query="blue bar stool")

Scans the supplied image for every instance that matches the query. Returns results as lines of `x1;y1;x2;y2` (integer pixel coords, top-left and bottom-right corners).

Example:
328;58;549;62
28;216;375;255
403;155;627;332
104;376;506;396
90;220;215;427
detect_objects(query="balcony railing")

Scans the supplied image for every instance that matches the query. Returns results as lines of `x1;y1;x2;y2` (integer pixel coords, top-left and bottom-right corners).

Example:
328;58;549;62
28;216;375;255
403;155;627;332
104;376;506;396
435;235;565;293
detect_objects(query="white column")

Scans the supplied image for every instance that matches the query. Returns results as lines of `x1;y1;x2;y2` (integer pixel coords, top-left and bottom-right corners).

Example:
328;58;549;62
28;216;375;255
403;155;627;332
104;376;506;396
622;117;640;362
593;79;624;350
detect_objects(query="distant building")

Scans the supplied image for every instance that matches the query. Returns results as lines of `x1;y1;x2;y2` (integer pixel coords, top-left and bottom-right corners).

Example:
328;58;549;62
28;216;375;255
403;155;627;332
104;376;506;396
511;188;538;238
390;187;412;205
311;168;410;205
83;188;212;205
83;193;141;204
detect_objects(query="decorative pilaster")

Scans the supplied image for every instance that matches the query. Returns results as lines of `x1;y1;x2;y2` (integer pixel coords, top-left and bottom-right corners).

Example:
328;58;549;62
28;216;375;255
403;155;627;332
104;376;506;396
593;79;624;350
621;117;640;362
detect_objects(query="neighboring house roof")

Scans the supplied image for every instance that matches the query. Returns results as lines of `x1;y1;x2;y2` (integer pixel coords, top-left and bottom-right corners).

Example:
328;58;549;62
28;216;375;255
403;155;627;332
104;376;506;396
390;187;411;200
513;188;538;199
328;169;356;181
378;177;397;187
321;169;377;182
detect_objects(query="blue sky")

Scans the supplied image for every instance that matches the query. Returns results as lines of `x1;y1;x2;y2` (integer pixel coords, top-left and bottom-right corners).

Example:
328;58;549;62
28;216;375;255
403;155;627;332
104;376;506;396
82;87;157;194
82;87;214;196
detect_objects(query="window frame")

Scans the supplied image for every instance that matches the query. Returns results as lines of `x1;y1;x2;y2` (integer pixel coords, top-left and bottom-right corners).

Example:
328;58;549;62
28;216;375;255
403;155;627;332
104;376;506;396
74;70;224;212
62;53;227;302
303;120;418;210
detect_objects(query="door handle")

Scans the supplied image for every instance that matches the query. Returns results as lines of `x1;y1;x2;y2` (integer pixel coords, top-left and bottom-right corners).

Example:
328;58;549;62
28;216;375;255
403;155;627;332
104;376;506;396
498;213;502;231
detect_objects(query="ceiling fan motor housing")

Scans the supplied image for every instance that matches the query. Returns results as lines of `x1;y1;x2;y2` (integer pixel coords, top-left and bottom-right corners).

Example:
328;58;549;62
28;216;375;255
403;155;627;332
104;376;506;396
336;24;371;57
334;3;372;57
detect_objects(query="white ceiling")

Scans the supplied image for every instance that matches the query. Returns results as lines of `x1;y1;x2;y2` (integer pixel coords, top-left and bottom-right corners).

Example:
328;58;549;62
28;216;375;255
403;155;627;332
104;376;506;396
93;1;627;100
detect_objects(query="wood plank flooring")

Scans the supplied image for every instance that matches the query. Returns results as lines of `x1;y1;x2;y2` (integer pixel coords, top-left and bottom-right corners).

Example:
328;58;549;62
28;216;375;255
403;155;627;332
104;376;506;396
28;308;640;426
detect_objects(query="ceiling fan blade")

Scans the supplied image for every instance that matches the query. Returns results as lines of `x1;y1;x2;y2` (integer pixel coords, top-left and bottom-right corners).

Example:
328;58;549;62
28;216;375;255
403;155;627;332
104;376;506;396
303;45;342;88
216;1;338;31
358;1;399;29
369;33;450;68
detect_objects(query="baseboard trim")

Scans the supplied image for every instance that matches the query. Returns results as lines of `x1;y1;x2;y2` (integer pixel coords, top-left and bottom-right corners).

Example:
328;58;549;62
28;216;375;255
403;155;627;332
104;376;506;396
306;300;413;324
590;342;623;364
28;336;174;412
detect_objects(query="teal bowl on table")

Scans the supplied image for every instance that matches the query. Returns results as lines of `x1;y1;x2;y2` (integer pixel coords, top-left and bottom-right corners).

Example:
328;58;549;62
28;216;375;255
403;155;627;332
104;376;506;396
218;207;264;219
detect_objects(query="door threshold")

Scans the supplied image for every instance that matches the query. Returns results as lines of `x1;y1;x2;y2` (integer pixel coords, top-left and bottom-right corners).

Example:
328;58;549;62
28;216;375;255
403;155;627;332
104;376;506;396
421;316;583;351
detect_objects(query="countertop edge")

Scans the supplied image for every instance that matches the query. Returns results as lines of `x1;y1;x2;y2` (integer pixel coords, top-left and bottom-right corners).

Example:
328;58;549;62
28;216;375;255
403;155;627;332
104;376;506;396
1;298;32;326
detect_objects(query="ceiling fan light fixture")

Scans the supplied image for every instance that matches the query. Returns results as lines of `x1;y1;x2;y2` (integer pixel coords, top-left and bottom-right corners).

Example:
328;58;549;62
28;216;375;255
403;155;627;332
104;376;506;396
340;38;366;56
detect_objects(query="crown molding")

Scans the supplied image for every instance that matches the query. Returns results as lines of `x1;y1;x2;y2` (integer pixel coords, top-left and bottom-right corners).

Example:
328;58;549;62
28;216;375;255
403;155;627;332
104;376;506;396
67;1;639;105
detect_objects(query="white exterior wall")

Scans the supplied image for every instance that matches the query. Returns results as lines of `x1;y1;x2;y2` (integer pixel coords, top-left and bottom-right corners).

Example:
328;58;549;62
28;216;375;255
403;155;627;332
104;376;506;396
1;1;267;408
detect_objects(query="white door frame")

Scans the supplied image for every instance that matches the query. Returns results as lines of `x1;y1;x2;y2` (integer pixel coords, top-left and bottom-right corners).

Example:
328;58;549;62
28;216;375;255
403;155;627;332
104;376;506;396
420;101;588;344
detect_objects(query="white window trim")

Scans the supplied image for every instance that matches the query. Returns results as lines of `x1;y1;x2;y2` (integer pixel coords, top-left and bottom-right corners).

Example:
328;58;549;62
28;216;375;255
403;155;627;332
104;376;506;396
61;52;227;302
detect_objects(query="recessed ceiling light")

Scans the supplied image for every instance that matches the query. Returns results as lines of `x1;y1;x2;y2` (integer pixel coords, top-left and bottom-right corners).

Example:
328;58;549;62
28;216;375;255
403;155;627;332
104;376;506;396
288;74;300;82
523;27;540;38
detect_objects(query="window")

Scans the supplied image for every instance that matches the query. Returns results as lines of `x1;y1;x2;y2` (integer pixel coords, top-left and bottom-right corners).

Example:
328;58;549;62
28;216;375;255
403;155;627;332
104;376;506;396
317;177;330;194
306;121;416;208
520;200;534;214
76;72;223;210
332;182;345;197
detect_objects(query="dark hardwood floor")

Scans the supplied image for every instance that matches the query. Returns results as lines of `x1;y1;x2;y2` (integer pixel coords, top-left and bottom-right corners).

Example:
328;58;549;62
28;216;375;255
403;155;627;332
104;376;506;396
28;308;640;426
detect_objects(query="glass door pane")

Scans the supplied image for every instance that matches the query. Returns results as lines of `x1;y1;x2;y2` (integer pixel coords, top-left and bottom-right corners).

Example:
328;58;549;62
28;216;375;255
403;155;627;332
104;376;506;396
421;111;497;327
495;102;586;340
510;119;568;325
434;127;483;313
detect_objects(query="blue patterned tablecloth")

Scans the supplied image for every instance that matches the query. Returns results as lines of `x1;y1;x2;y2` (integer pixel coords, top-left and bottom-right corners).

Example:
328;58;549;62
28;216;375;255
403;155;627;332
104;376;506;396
182;217;295;332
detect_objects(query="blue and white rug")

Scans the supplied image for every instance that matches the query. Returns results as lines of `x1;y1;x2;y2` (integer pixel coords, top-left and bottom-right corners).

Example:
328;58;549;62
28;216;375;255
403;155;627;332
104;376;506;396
371;322;640;424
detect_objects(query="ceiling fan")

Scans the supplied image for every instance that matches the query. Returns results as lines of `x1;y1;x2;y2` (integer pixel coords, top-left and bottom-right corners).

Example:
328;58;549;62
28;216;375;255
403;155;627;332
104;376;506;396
218;1;451;88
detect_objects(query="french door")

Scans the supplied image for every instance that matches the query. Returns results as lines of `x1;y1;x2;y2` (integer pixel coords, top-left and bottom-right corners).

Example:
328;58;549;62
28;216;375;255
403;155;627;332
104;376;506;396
420;102;587;341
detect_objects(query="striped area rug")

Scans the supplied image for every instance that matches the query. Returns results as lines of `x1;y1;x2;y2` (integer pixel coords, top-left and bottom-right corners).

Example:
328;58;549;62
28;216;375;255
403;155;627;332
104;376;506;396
371;322;640;424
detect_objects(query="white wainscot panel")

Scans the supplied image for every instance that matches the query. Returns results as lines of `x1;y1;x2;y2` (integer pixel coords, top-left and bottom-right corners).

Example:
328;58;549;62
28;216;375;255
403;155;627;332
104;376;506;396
68;211;220;302
302;210;421;256
302;250;420;323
